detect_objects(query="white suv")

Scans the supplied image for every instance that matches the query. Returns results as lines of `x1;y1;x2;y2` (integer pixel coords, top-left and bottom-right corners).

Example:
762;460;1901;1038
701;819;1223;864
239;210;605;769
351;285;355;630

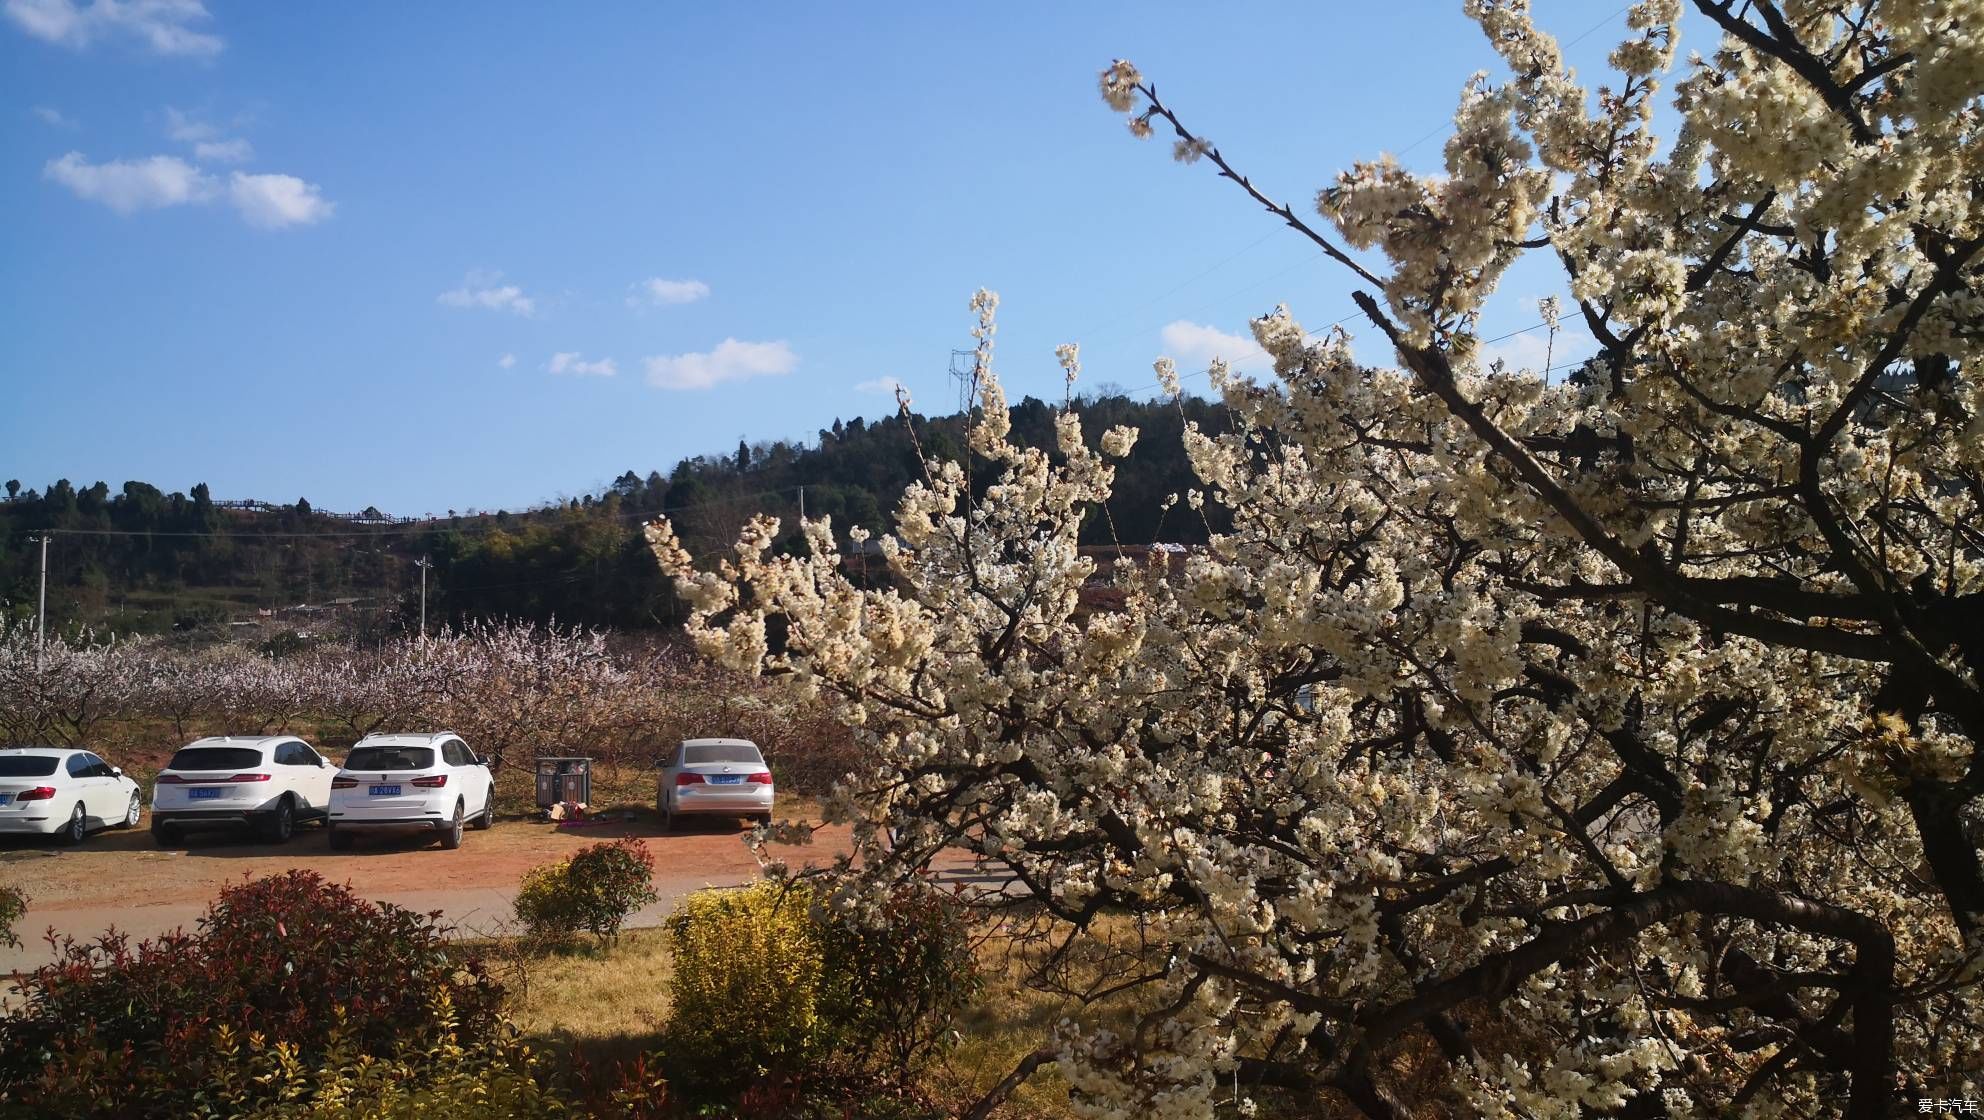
327;732;494;851
151;735;333;844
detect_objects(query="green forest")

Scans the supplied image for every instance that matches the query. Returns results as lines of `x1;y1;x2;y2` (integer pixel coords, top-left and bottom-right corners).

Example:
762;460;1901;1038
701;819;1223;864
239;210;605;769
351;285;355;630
0;391;1232;636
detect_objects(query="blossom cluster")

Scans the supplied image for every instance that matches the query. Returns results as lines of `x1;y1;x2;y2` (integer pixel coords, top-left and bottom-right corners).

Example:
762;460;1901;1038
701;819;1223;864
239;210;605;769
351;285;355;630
661;3;1984;1116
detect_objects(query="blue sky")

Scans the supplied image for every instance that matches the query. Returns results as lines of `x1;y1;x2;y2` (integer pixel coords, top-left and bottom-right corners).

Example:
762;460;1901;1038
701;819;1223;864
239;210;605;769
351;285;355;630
0;1;1658;515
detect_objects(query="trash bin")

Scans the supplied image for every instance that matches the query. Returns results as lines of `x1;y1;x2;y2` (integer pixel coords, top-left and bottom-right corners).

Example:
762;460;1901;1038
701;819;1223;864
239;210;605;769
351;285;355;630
534;757;592;808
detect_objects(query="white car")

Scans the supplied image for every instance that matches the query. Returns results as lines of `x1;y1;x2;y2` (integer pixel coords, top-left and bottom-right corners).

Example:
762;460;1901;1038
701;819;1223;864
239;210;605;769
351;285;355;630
150;735;333;845
656;737;774;830
0;747;144;843
327;732;494;851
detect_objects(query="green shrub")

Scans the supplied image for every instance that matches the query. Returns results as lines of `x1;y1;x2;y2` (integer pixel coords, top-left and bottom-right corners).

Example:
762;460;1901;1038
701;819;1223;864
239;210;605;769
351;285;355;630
513;862;577;942
660;877;983;1094
513;838;659;944
0;871;509;1118
814;882;981;1075
663;881;825;1088
0;884;25;951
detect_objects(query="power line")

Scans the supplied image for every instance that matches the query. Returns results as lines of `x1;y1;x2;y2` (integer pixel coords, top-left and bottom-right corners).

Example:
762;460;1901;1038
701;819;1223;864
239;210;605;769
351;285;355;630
1071;230;1282;348
1120;318;1588;404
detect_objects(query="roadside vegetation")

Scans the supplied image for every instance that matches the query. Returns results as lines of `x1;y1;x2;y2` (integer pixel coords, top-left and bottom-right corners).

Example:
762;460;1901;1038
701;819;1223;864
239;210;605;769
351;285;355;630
0;866;1106;1119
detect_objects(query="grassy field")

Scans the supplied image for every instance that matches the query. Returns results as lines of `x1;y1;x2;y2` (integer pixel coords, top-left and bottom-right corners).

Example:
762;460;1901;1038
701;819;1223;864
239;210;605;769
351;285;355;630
498;928;677;1070
492;918;1105;1118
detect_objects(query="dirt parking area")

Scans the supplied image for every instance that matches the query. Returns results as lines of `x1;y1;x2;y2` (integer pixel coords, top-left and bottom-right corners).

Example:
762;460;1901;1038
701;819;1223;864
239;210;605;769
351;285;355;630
0;806;852;973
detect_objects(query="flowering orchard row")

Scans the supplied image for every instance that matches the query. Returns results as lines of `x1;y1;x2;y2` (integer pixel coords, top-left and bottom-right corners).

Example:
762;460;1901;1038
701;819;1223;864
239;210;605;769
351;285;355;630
0;620;854;790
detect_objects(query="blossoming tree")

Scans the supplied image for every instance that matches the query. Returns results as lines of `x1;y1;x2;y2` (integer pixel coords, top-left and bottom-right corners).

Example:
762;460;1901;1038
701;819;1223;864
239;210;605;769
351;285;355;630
652;2;1982;1115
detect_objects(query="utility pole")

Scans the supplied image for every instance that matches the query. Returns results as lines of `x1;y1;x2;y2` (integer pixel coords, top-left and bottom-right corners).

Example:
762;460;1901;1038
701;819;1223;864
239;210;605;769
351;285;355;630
798;486;805;522
31;534;47;671
414;556;432;640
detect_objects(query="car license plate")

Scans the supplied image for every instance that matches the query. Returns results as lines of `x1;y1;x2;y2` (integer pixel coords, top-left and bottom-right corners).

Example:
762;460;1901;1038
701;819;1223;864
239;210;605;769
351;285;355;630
0;793;12;805
189;787;222;800
370;785;401;797
709;774;743;785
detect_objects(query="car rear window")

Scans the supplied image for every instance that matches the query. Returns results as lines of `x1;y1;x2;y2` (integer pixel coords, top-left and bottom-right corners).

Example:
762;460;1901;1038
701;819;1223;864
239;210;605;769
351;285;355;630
682;743;764;765
344;746;434;771
0;756;60;777
166;747;264;771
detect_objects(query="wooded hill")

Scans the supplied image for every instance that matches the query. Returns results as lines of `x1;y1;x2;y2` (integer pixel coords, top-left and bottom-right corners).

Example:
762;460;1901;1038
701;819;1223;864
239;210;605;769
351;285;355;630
0;391;1232;636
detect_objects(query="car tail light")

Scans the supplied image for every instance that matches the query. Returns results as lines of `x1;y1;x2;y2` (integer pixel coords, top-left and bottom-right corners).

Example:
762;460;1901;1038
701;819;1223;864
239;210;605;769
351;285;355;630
675;773;704;786
330;777;358;789
746;772;773;785
15;786;56;802
227;773;271;783
155;774;187;784
411;775;448;788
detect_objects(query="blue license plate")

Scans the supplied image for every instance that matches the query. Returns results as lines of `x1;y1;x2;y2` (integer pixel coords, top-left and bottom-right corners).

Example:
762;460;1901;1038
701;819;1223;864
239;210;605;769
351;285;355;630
709;774;744;785
370;785;401;797
0;793;12;805
188;787;222;800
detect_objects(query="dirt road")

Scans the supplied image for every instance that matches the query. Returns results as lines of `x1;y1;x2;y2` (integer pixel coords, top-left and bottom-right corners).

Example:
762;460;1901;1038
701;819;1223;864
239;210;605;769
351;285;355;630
0;812;853;974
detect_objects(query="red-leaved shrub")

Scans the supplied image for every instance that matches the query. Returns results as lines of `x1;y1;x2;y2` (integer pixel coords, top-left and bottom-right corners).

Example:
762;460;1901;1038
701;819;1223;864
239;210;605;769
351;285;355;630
0;870;504;1117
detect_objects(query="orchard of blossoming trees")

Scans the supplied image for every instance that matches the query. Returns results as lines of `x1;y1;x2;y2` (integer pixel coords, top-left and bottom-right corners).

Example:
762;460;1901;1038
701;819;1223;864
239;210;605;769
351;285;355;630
0;621;850;789
652;1;1984;1116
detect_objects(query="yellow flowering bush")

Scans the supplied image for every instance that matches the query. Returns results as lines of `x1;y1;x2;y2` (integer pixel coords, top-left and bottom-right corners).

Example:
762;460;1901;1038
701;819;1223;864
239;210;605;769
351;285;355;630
212;1022;575;1119
662;881;824;1088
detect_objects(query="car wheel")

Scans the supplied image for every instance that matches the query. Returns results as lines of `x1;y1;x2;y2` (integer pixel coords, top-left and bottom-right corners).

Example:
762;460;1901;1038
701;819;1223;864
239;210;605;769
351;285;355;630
327;825;354;851
118;791;142;829
755;812;773;826
439;801;464;850
260;796;295;844
57;802;87;845
150;818;179;846
471;794;495;831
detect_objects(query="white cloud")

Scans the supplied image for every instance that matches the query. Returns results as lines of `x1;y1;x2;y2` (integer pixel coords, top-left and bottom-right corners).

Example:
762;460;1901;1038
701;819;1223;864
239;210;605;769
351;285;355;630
438;271;535;317
43;150;212;214
497;353;517;369
644;339;796;391
854;376;905;395
163;105;213;141
627;277;710;308
193;137;250;162
163;109;250;161
228;171;332;229
1158;320;1266;371
30;105;76;128
5;0;222;56
44;150;332;230
547;352;617;378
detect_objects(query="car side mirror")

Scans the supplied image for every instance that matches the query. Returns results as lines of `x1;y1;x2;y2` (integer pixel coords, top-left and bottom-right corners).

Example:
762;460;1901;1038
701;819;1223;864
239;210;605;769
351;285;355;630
111;767;123;777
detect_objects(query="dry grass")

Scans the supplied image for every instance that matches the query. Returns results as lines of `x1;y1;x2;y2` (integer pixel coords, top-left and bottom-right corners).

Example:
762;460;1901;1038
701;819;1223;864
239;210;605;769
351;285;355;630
937;949;1084;1117
494;927;675;1072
